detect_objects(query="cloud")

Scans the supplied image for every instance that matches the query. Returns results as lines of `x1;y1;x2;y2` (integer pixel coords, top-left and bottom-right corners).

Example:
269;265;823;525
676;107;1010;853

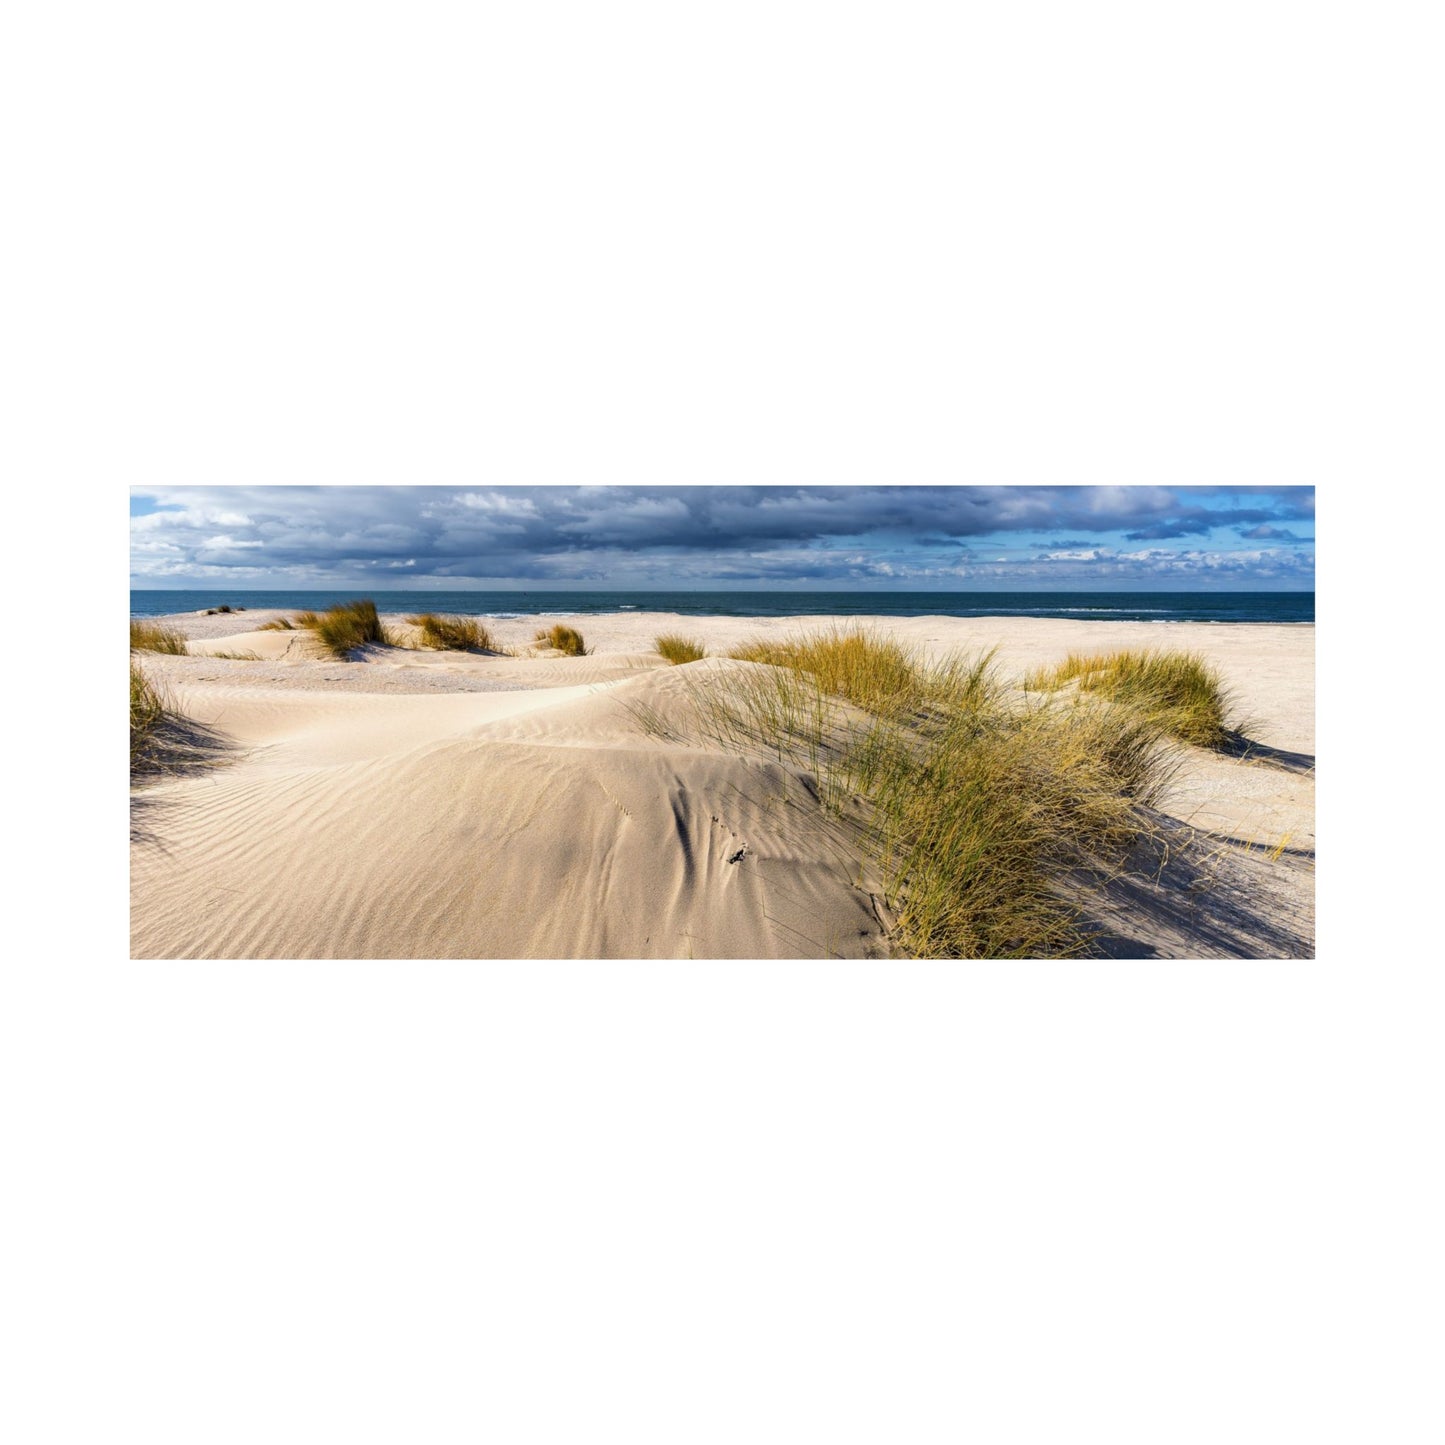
129;486;1316;588
1028;544;1314;583
1236;523;1309;542
1121;507;1293;540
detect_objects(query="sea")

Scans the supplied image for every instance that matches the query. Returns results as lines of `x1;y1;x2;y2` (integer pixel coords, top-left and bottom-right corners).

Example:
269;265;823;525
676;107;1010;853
130;589;1314;624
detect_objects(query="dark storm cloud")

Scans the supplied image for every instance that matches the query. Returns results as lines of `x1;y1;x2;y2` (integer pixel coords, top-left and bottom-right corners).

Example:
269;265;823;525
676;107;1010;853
1122;507;1305;541
1236;523;1308;542
130;485;1315;587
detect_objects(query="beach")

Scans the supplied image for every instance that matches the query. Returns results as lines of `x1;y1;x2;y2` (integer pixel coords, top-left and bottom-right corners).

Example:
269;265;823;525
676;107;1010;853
130;609;1315;959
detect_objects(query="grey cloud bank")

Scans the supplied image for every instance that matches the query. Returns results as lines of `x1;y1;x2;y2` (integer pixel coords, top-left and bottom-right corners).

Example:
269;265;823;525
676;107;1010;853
130;485;1315;589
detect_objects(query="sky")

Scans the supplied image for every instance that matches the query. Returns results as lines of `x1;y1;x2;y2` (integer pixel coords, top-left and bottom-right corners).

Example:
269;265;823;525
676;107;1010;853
129;485;1315;591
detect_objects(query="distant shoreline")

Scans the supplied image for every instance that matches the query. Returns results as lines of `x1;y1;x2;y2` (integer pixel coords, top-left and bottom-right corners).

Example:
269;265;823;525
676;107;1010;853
130;588;1316;625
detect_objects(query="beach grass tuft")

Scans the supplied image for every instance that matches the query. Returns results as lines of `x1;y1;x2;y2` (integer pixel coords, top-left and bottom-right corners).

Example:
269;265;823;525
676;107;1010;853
130;619;188;655
1025;647;1232;748
655;633;706;664
130;660;168;766
535;623;589;656
130;661;233;781
279;599;390;656
258;617;295;631
645;629;1177;958
860;699;1169;958
727;625;998;722
728;626;918;713
407;613;495;652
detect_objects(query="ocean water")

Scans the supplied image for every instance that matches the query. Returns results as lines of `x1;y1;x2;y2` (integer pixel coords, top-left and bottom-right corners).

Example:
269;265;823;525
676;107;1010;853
130;589;1314;624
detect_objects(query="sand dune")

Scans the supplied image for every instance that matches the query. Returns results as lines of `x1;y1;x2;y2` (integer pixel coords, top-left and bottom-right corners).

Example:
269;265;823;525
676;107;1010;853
131;610;1314;958
132;664;882;958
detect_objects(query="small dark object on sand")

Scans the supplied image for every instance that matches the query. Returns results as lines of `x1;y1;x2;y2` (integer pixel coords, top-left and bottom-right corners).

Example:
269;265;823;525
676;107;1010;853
727;844;750;865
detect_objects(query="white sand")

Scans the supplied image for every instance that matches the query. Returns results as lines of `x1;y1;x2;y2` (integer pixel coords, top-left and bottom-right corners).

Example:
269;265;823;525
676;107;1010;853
131;610;1314;958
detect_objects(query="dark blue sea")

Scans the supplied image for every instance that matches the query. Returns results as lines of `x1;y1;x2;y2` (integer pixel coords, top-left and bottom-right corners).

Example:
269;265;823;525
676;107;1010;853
130;589;1314;624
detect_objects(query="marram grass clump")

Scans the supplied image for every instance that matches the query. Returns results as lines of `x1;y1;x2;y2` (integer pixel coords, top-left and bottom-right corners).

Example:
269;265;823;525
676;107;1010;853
1025;648;1232;749
637;626;1177;959
130;661;229;780
266;599;388;656
727;625;998;722
848;698;1170;958
535;623;589;656
130;660;167;766
130;619;188;655
655;634;706;665
728;626;918;714
407;613;495;652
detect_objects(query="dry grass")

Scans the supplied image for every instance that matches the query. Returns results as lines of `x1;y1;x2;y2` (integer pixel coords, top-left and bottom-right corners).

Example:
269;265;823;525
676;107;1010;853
728;625;999;725
316;600;387;655
130;661;232;783
849;698;1170;957
728;626;919;714
269;599;389;656
655;633;706;664
636;627;1177;958
535;623;589;656
1025;648;1232;748
259;601;392;653
130;619;188;655
130;660;167;767
407;613;496;652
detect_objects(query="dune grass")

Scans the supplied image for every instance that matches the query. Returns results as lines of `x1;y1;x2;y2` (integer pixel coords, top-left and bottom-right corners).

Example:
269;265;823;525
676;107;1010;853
130;619;188;655
1025;648;1232;749
535;623;589;656
639;626;1175;958
407;613;496;652
130;661;168;767
259;601;390;654
130;661;231;781
847;696;1168;957
728;626;919;713
262;599;387;656
728;625;998;724
655;633;706;664
313;600;387;656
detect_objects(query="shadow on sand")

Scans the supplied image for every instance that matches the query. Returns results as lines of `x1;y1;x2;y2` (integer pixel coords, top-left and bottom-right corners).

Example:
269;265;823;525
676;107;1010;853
130;715;240;848
1219;730;1315;776
1078;814;1314;959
